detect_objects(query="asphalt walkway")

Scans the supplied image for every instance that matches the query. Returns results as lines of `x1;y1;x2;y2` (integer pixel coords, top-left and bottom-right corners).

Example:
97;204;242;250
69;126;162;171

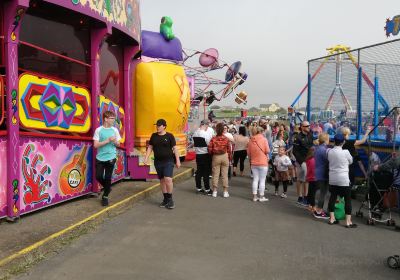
12;167;400;280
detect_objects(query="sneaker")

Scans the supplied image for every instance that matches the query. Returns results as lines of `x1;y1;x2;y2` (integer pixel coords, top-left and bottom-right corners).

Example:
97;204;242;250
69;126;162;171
166;199;175;209
296;197;303;205
302;198;309;207
280;193;287;198
212;191;217;198
253;197;259;202
274;191;279;196
313;211;329;219
259;197;269;202
159;200;168;208
101;196;109;206
196;188;205;194
223;191;230;198
205;189;213;196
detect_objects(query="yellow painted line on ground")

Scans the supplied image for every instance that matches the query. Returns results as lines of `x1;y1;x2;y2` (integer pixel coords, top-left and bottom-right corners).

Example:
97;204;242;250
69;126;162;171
0;168;193;267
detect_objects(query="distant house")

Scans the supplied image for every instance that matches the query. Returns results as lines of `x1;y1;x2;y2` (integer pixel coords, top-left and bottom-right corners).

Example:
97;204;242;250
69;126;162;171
259;103;280;112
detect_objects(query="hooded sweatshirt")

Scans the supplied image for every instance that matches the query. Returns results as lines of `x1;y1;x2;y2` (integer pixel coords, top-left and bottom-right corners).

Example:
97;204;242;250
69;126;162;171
247;134;270;166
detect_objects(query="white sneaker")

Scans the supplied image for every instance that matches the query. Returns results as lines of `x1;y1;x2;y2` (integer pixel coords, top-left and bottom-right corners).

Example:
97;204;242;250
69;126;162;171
212;191;217;198
274;192;279;196
280;193;287;198
223;191;230;198
259;197;269;202
253;197;259;202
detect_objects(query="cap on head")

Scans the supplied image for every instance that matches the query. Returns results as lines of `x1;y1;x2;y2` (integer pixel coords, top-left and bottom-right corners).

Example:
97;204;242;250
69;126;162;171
155;119;167;126
200;119;210;126
301;121;310;127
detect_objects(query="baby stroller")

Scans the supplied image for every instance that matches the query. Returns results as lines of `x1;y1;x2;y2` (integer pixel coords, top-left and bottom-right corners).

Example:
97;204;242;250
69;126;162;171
355;169;397;226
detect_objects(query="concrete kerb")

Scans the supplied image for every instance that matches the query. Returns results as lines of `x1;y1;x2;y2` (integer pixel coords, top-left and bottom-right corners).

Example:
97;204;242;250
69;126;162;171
0;167;194;280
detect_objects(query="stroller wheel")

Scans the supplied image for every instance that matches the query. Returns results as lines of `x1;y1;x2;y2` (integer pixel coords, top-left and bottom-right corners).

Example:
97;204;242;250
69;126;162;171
387;255;400;269
356;211;363;218
390;219;396;226
367;218;375;225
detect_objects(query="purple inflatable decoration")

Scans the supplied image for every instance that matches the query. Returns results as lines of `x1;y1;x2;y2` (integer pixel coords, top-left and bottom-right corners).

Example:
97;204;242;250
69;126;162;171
141;30;183;61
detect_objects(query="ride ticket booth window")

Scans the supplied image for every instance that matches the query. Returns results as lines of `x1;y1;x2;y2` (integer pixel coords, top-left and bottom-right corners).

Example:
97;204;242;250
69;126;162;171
18;2;90;87
99;38;123;106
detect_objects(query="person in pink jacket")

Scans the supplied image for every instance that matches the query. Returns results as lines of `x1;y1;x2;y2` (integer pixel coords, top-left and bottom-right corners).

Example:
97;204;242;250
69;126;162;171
247;126;270;202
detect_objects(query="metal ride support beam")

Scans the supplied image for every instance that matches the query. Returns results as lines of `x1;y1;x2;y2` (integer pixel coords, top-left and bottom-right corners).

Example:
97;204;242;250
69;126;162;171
307;73;311;122
374;76;379;138
357;67;363;139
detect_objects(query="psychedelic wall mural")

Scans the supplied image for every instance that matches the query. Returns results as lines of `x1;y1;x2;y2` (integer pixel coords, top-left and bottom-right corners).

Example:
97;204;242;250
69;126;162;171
99;95;125;144
0;76;4;126
19;74;91;133
0;139;7;218
70;0;141;41
112;149;127;182
19;139;93;214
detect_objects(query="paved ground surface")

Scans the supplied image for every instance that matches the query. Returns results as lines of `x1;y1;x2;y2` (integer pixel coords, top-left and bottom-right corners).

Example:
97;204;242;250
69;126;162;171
0;164;193;261
13;167;400;280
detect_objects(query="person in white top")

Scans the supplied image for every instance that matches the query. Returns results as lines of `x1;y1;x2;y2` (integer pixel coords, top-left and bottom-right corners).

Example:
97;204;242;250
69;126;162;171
273;147;292;198
233;126;249;176
193;120;213;194
326;134;356;228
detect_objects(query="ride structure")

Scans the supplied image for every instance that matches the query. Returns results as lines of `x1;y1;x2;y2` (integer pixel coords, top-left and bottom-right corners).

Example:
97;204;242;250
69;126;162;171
0;1;191;220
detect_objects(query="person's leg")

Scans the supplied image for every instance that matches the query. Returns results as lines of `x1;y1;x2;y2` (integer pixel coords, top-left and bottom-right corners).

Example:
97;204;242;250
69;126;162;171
328;186;338;223
307;181;318;210
295;162;303;201
343;187;354;226
282;180;288;193
239;150;247;175
101;159;116;206
259;166;269;201
195;154;204;191
221;154;230;196
316;180;329;212
203;154;212;192
251;166;260;201
233;151;239;176
95;159;106;189
211;155;221;194
102;160;115;196
164;161;175;209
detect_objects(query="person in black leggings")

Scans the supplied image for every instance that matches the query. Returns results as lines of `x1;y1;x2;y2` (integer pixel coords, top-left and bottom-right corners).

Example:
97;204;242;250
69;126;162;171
327;134;356;228
233;126;249;176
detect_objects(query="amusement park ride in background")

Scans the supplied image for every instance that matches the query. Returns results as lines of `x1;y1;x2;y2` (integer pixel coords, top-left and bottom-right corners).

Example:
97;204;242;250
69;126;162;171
181;48;248;119
290;44;389;121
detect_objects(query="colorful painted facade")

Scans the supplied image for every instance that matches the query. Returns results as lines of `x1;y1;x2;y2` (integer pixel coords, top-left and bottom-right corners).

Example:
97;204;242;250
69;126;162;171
0;0;190;220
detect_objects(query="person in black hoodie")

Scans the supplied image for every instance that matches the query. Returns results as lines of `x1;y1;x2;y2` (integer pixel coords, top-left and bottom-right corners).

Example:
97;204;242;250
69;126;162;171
293;121;314;205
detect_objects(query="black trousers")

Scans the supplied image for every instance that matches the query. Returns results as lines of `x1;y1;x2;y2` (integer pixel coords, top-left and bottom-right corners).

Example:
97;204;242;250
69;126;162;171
328;185;352;215
195;153;211;190
233;150;247;172
307;181;319;207
96;159;116;197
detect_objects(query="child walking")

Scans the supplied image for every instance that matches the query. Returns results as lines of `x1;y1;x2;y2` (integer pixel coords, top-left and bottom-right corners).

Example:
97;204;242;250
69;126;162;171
273;147;292;198
93;111;121;206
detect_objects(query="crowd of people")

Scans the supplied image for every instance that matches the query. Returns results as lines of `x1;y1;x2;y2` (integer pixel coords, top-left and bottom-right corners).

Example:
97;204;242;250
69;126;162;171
190;116;373;228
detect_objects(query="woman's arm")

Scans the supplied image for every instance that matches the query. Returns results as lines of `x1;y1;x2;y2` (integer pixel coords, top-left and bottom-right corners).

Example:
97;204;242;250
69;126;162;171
354;129;371;146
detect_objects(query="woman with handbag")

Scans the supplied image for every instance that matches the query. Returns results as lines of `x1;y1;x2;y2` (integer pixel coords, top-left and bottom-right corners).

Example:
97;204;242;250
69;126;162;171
247;126;270;202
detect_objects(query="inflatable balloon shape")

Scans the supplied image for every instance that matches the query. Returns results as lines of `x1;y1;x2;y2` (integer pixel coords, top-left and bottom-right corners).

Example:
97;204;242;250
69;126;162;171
235;91;247;105
199;48;219;67
160;16;175;41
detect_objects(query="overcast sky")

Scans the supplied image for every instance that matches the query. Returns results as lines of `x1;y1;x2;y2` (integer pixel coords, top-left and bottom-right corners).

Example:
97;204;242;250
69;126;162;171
140;0;399;109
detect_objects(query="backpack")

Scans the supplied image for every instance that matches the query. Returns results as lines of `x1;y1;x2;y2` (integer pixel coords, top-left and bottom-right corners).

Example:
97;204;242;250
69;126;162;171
209;136;227;155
